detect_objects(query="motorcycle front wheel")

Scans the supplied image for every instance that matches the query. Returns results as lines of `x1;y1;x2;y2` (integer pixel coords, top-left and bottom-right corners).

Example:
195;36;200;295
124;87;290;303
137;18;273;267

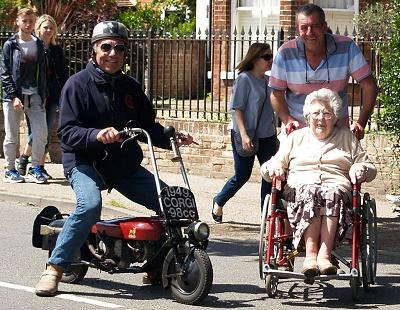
164;248;213;305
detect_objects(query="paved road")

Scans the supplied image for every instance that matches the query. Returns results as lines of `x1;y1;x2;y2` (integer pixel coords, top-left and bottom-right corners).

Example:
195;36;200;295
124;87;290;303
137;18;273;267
0;200;400;309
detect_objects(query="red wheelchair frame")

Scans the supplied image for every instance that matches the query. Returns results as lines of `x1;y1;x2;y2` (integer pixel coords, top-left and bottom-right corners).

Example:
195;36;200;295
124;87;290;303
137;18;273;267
258;176;378;300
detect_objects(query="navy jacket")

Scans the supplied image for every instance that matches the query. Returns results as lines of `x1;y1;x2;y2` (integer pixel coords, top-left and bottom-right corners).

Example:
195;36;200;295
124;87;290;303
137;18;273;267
57;61;171;181
0;34;47;102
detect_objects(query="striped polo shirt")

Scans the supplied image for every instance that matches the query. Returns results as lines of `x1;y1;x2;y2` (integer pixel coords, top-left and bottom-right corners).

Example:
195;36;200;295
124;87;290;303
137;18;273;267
269;33;371;127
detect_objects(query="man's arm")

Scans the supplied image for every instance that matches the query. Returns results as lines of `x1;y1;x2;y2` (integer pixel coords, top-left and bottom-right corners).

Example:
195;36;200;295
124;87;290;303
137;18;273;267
0;42;17;99
270;89;297;125
357;75;378;129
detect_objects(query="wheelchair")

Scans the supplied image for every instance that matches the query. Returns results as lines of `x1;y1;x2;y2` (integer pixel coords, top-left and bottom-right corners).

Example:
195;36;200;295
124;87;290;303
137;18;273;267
258;176;378;300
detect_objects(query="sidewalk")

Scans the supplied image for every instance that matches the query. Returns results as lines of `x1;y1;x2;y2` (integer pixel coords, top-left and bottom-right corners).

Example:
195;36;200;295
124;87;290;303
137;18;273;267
0;159;265;224
0;158;397;227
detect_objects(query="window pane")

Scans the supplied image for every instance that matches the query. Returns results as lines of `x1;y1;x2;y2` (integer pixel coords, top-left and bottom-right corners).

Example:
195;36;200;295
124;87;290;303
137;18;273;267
238;0;254;7
314;0;354;10
238;0;280;8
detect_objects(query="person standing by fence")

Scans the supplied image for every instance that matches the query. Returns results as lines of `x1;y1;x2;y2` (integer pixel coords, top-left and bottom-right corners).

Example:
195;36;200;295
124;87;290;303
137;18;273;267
269;3;377;139
211;43;277;223
0;7;48;184
17;14;67;180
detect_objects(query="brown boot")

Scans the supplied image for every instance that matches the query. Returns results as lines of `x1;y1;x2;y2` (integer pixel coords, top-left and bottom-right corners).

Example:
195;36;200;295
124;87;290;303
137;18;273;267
35;265;63;297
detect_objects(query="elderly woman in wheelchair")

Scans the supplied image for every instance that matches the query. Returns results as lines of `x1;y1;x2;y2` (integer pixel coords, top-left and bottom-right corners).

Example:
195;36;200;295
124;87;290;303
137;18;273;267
260;88;377;279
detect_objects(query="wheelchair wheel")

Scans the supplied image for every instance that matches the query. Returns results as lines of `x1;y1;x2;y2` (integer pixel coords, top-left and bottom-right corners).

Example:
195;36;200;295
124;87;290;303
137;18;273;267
361;194;378;290
265;274;278;298
259;194;270;279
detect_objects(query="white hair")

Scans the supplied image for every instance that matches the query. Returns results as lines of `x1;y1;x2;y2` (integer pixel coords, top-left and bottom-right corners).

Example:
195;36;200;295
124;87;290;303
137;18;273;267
303;88;343;120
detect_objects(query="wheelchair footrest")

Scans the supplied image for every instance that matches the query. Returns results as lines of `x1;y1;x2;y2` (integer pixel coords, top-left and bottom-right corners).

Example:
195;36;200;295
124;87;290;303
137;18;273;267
263;267;356;281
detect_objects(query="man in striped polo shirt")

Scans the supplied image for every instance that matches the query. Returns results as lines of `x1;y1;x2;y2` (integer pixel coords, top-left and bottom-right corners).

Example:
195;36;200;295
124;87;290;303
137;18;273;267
269;3;377;139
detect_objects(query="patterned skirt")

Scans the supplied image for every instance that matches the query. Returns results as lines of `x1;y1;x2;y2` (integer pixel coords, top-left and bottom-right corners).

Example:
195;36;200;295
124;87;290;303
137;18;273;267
283;184;351;249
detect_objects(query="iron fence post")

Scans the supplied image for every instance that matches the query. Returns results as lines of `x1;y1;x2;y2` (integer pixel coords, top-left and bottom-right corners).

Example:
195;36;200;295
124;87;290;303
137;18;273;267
147;28;154;105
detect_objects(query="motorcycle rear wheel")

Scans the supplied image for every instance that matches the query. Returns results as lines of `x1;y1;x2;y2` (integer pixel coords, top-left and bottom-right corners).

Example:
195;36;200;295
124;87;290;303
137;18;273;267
165;248;213;305
60;264;89;284
48;250;88;284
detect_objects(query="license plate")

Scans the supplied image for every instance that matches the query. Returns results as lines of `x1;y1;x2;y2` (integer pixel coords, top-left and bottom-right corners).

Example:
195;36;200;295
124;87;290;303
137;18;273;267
160;186;199;221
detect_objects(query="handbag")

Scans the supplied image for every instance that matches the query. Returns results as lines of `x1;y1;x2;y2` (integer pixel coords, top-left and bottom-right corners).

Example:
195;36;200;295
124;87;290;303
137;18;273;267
233;128;259;157
233;89;267;157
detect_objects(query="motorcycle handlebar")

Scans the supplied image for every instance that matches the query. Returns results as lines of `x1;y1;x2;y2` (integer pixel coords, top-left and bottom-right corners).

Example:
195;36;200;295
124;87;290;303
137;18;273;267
117;126;182;162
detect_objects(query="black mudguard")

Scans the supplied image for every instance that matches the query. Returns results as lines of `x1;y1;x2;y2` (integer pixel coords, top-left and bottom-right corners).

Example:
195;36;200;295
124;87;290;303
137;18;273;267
32;206;65;249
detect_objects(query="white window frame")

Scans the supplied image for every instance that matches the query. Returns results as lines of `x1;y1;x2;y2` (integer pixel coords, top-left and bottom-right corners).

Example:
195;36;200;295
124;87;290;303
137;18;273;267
312;0;359;14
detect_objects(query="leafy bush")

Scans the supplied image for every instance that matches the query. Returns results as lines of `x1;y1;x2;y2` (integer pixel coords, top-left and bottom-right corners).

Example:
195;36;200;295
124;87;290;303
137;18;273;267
0;0;119;30
353;2;391;38
375;0;400;194
117;0;195;34
378;0;400;138
355;1;400;194
0;0;17;26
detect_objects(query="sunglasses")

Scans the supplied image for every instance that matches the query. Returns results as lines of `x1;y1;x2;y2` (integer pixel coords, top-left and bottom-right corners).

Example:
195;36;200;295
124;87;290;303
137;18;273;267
99;43;127;54
260;53;273;61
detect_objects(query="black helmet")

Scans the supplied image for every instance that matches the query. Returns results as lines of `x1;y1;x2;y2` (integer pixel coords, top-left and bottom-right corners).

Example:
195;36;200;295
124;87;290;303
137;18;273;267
91;21;129;44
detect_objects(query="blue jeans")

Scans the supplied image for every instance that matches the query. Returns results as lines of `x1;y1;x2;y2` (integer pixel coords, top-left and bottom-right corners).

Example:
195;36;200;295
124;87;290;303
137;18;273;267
214;133;277;210
48;164;167;269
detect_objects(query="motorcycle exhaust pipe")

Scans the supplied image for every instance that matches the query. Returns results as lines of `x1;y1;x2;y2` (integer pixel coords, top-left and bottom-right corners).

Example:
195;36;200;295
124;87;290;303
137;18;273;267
40;225;63;236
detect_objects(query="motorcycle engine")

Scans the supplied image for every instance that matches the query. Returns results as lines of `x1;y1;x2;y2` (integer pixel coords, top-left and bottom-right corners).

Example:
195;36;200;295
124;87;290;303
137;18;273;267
113;240;155;268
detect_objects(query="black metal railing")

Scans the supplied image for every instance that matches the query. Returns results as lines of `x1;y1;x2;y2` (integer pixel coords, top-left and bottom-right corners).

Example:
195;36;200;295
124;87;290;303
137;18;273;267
0;26;386;129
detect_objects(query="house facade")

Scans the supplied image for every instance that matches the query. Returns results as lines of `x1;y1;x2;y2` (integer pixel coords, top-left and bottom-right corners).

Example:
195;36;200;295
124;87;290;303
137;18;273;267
197;1;375;36
196;0;378;101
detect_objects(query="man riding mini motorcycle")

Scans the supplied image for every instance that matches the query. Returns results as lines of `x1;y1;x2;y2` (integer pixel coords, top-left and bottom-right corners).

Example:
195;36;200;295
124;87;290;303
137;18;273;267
35;20;194;297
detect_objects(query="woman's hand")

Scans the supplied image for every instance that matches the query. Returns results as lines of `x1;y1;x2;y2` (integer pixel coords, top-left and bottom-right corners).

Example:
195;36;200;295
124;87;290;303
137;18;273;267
97;127;122;144
241;133;254;152
349;163;368;184
260;161;286;181
269;164;286;181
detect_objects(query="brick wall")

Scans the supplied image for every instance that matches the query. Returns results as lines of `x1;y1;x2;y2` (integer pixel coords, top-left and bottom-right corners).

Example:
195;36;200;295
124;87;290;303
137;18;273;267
279;0;299;34
0;116;396;195
151;41;206;99
211;0;231;100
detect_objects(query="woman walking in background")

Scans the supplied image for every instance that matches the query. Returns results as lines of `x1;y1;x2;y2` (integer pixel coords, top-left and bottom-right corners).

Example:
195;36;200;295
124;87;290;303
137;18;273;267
212;43;277;223
18;14;67;179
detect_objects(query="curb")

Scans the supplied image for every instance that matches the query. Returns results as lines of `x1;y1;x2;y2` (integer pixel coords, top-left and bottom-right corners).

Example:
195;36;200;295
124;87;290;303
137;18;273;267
0;192;132;215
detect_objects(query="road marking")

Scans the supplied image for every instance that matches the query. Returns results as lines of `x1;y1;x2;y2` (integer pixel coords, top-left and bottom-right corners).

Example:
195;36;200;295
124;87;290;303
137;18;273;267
0;281;124;308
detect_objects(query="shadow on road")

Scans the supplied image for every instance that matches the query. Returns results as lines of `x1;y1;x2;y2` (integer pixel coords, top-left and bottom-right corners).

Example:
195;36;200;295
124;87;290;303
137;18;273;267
377;215;400;264
65;277;267;308
278;275;400;308
207;232;258;259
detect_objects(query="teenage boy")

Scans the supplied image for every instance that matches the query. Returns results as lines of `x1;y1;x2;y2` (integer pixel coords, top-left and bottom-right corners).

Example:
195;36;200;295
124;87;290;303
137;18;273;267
0;7;48;183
